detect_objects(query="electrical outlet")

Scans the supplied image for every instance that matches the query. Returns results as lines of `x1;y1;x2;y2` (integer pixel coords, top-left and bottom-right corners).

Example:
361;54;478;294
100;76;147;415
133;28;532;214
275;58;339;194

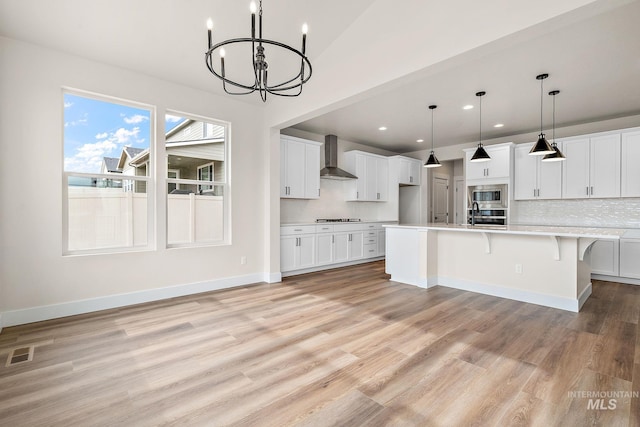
515;263;523;274
240;256;247;265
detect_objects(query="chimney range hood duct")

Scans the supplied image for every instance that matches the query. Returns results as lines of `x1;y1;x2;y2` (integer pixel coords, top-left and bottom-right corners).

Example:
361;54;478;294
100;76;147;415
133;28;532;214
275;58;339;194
320;135;357;180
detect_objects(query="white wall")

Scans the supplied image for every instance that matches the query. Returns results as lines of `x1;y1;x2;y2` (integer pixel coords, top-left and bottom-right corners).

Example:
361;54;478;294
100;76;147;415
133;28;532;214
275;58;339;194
0;37;265;326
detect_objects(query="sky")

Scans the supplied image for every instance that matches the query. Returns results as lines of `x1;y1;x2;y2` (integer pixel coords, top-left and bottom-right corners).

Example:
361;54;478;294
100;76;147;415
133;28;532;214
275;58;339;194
63;93;185;173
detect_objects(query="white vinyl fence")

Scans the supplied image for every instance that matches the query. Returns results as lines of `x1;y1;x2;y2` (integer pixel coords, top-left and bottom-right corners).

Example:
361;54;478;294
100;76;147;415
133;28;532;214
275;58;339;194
67;188;223;251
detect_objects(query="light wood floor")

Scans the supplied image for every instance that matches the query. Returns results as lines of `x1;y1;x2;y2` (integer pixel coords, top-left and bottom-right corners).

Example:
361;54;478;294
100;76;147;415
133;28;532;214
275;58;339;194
1;261;639;426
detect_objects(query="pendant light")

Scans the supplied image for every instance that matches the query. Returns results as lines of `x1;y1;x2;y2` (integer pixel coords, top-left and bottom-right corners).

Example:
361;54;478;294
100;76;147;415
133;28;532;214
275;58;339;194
542;90;566;162
470;91;490;162
424;105;442;168
529;73;555;155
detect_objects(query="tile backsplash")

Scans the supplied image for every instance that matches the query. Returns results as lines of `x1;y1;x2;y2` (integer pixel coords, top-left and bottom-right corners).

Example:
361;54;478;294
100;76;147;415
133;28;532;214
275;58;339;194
511;198;640;228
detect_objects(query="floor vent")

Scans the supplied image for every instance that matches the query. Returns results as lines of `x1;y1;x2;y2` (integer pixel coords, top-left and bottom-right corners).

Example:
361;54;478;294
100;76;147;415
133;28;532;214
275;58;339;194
6;346;34;367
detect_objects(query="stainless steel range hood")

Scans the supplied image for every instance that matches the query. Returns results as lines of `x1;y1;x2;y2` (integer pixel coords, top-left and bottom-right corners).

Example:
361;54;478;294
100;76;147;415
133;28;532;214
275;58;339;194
320;135;357;180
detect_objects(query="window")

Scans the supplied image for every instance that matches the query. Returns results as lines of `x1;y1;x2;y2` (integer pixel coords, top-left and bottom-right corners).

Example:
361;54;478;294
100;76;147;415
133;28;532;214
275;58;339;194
165;111;229;247
63;90;153;254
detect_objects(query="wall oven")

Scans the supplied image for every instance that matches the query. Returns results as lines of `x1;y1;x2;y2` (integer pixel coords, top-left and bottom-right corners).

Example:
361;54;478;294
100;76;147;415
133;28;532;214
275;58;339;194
467;184;508;225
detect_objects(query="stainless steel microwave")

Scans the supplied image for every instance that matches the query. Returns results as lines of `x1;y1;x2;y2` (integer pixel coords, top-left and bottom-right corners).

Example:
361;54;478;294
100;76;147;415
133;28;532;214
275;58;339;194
468;184;507;208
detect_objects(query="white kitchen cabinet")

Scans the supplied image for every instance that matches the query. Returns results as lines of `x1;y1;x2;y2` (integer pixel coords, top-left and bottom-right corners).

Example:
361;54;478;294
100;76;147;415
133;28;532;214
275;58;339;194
621;130;640;197
391;156;422;185
280;234;315;272
464;143;513;183
316;233;334;266
620;238;640;279
344;151;389;201
377;229;386;256
334;231;364;262
280;135;321;199
562;134;621;199
589;239;620;276
514;142;562;200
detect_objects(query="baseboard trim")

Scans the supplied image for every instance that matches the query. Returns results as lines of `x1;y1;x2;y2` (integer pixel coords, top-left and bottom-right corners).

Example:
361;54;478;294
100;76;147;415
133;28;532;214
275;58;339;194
0;273;267;329
434;276;581;312
592;274;640;286
264;272;282;283
578;282;593;310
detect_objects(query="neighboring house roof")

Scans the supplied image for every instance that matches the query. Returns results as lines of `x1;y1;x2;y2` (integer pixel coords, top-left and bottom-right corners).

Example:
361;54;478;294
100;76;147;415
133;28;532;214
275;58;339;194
124;146;145;158
102;157;121;173
117;146;147;170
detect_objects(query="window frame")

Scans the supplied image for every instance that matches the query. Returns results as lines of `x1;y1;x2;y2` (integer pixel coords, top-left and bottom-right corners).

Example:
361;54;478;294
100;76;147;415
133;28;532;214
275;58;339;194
165;110;231;249
62;88;156;256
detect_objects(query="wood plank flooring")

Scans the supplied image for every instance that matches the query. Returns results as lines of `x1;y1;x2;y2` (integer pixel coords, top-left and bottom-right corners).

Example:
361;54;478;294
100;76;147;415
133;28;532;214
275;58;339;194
1;261;639;426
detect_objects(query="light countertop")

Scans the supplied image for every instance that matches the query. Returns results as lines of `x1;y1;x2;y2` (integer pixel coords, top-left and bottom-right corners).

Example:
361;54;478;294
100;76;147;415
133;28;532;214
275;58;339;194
281;220;397;227
383;223;627;239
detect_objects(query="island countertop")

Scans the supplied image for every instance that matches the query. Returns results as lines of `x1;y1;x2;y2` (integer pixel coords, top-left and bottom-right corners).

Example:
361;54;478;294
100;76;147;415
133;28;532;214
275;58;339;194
383;223;627;240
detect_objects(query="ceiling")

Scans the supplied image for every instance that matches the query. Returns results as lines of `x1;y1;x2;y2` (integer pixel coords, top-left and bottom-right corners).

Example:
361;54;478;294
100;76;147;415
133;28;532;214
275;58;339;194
1;1;639;154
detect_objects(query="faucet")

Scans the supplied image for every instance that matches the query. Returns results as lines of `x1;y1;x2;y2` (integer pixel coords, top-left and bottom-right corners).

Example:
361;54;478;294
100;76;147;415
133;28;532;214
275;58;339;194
471;201;479;226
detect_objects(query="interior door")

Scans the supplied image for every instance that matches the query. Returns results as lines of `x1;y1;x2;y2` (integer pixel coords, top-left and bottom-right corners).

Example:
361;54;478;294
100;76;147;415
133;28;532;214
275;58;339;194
454;178;465;225
433;176;449;223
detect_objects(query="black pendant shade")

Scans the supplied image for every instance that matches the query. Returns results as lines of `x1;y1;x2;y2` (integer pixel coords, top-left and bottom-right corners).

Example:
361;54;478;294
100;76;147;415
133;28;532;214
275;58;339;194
470;91;491;163
424;105;442;168
542;89;566;162
529;74;555;155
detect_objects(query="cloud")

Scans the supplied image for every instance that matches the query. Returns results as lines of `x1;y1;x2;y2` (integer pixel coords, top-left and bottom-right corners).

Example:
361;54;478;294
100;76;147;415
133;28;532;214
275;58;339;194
95;132;108;139
113;127;140;143
165;114;183;123
64;101;74;108
123;114;149;124
65;139;118;173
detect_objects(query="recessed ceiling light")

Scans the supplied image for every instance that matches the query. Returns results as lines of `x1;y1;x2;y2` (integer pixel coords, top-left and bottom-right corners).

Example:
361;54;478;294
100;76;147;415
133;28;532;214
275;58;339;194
416;139;424;143
494;123;504;128
463;105;474;110
378;126;387;131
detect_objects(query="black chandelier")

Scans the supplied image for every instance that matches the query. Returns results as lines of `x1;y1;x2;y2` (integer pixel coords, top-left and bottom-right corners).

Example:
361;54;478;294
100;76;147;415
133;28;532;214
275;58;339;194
205;0;312;102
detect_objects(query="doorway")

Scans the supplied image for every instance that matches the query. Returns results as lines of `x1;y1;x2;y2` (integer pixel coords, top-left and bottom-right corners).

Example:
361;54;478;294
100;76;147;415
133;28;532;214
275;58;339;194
432;174;449;223
454;176;465;225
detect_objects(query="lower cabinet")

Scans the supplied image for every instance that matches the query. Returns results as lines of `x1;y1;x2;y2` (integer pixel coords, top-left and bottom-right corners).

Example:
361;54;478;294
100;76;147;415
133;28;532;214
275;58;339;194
281;234;315;272
590;235;640;282
590;239;619;276
620;238;640;279
282;223;388;274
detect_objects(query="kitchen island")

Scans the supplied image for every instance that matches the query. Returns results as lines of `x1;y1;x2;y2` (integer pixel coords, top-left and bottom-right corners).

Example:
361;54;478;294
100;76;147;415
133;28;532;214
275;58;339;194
384;224;626;312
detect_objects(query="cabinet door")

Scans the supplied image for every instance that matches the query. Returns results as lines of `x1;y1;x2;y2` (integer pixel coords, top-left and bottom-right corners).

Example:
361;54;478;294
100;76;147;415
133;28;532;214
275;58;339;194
514;143;537;200
537;146;563;199
304;143;320;199
376;157;388;201
365;155;377;200
284;140;306;198
562;137;590;198
334;233;350;263
408;160;421;185
280;140;288;197
620;239;640;279
398;158;411;184
590;134;621;198
349;232;364;260
355;154;368;200
280;236;297;272
622;131;640;197
465;150;488;180
316;234;334;265
486;146;510;178
298;235;316;269
590;239;619;276
378;229;386;256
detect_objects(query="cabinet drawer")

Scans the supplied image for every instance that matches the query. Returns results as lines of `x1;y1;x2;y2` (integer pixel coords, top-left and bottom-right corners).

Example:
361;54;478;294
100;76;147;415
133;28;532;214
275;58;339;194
364;223;382;230
365;230;377;238
364;236;378;245
315;224;335;233
333;223;365;232
364;243;378;258
281;225;316;235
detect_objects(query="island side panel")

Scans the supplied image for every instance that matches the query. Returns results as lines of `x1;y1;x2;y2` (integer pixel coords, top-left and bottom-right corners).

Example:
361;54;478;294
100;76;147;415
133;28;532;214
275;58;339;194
434;231;582;311
385;227;432;288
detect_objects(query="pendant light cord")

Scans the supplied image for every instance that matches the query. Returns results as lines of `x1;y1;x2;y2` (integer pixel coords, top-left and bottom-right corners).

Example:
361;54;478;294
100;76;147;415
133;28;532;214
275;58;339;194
479;94;482;146
431;108;435;151
552;93;555;143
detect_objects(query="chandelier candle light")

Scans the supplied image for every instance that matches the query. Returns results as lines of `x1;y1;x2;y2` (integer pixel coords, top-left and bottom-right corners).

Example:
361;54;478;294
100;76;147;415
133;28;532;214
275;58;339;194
205;0;312;102
529;73;555;155
470;91;491;162
424;105;441;168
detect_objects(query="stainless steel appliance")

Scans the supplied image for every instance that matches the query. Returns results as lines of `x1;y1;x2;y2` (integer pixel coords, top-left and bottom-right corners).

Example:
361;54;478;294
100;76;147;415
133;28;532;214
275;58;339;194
315;218;361;223
467;184;508;226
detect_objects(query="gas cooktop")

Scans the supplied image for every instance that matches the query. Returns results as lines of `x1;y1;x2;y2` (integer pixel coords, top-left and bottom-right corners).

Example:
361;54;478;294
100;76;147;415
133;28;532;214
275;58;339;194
315;218;361;223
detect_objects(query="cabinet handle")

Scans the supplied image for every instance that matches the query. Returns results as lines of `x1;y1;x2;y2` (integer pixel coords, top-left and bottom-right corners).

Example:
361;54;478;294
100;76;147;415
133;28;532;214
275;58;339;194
410;176;413;183
349;234;352;242
332;235;334;244
318;189;320;196
533;189;536;197
357;191;359;199
591;186;594;195
586;186;589;196
294;229;302;232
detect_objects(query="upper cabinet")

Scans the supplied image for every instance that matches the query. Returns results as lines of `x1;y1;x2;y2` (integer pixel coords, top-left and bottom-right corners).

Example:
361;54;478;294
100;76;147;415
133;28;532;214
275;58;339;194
514;142;562;200
390;156;422;185
343;151;388;201
622;130;640;197
280;135;321;199
562;133;620;199
464;142;514;183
